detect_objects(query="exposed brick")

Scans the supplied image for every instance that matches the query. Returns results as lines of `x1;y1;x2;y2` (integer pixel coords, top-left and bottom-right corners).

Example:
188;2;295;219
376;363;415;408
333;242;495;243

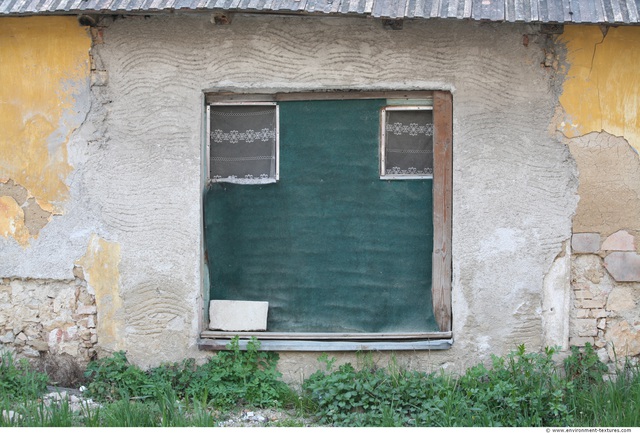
570;336;595;347
604;252;640;282
576;309;590;319
574;289;594;299
572;233;601;254
601;230;636;251
576;299;606;309
590;309;609;318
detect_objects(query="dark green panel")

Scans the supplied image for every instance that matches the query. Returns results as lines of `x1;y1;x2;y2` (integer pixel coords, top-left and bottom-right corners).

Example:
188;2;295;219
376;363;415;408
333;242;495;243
204;99;436;333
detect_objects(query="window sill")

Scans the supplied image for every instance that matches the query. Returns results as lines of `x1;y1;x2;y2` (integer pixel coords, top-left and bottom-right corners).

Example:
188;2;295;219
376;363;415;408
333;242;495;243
198;332;453;351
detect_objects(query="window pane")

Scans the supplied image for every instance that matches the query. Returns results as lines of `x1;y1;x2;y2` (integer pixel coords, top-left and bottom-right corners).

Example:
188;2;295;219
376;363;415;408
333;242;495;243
209;105;277;182
384;109;433;177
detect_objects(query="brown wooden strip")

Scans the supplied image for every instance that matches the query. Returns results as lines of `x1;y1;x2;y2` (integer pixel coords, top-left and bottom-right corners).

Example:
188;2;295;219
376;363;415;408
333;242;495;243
432;90;452;332
206;90;433;104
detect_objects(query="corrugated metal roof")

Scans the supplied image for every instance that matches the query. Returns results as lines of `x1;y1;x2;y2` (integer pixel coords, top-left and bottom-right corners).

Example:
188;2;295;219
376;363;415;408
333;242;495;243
1;0;639;22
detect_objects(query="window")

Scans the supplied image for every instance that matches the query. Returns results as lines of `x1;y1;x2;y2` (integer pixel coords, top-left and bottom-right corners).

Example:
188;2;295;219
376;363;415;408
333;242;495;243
201;91;452;350
207;103;279;184
380;106;434;179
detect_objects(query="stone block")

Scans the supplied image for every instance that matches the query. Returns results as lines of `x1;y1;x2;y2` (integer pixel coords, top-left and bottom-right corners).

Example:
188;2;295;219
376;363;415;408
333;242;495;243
602;230;636;251
597;318;606;330
606;287;636;311
29;340;49;352
572;233;601;254
76;305;97;315
604;252;640;282
21;346;39;358
209;300;269;331
575;318;598;337
597;348;610;364
606;320;640;358
0;331;14;344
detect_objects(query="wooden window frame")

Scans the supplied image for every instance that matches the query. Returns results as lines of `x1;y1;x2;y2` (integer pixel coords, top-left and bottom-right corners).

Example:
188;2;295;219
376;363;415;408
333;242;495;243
200;90;452;350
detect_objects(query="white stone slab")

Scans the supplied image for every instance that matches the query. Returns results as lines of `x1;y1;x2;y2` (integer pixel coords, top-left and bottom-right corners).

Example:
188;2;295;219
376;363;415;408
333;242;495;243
602;230;636;251
572;233;600;254
604;252;640;282
209;300;269;331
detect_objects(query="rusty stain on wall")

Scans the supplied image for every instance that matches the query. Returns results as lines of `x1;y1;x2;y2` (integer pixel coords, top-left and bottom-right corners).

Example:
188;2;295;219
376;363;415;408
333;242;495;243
75;235;125;353
557;26;640;153
0;17;91;245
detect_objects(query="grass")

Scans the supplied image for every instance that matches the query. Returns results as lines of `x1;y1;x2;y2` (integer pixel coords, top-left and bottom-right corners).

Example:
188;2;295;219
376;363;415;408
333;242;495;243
1;343;639;427
570;360;640;426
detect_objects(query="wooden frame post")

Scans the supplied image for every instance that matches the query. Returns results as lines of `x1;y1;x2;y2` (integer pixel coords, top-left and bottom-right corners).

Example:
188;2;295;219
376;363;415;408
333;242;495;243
432;90;453;332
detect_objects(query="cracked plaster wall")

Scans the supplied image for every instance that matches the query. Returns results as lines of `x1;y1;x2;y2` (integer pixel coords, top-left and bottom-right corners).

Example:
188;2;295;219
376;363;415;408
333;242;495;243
2;16;202;366
0;17;105;362
0;18;90;245
556;26;640;364
88;14;576;375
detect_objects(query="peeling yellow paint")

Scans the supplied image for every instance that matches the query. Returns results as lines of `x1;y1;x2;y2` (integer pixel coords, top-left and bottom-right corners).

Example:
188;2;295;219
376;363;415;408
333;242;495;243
0;196;30;246
0;17;91;223
557;26;640;153
75;235;125;352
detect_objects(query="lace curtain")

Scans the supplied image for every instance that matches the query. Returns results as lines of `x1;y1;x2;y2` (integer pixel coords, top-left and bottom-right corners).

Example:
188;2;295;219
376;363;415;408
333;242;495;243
384;109;434;177
209;105;277;183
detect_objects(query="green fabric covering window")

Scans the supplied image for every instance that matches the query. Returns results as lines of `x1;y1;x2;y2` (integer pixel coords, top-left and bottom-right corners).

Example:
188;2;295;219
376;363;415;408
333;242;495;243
204;99;437;333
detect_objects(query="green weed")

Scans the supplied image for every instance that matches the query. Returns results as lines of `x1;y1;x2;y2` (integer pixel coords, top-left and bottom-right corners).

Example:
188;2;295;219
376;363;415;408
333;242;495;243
185;336;291;409
3;340;640;427
0;351;48;400
84;351;152;401
303;345;575;427
84;337;292;410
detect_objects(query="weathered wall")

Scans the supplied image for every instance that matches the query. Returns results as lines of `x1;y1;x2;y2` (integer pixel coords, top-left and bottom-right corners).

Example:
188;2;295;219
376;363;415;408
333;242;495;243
0;17;91;249
0;17;99;363
84;14;575;375
556;26;640;364
0;16;203;365
2;13;589;379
